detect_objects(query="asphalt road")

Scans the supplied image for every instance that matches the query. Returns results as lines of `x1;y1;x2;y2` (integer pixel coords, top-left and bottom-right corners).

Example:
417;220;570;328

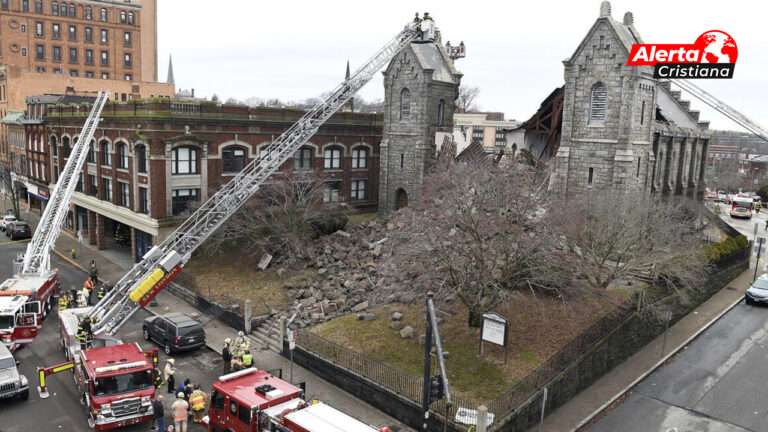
588;208;768;432
0;240;223;432
589;301;768;432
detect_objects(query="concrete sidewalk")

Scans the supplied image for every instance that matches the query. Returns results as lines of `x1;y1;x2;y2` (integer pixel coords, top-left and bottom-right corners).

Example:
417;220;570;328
534;265;758;432
16;200;414;431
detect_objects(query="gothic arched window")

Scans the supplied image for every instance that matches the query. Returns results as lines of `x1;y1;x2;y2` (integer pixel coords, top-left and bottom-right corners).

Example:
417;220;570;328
589;82;607;122
400;88;411;121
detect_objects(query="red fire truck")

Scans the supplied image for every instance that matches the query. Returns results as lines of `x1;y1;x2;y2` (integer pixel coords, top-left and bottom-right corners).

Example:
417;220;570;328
204;368;384;432
38;342;158;431
0;295;40;351
0;268;60;321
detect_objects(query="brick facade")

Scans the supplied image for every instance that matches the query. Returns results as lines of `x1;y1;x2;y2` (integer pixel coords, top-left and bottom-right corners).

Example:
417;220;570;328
39;100;382;261
0;0;155;81
378;40;461;215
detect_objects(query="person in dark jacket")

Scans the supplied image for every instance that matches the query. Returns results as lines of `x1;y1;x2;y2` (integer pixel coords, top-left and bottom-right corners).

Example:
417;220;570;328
222;338;232;375
153;395;165;432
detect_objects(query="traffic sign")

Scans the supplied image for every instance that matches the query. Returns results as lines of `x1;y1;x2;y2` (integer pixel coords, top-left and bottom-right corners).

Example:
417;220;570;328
288;330;297;350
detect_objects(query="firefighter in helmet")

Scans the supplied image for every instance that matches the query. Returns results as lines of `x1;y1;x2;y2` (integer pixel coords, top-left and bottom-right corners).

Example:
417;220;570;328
77;316;93;349
58;293;69;310
96;282;107;301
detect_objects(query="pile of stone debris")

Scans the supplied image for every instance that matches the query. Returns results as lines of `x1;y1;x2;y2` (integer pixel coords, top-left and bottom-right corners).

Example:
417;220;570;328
276;218;422;328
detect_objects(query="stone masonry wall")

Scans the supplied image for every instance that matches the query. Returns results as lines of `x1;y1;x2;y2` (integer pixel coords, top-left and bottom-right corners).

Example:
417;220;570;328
378;43;458;215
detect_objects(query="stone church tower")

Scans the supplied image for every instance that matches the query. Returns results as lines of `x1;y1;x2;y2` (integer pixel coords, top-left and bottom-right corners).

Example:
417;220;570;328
551;1;657;196
378;36;462;215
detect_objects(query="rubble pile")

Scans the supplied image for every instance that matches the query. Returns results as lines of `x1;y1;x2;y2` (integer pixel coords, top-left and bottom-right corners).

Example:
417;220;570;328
277;218;421;328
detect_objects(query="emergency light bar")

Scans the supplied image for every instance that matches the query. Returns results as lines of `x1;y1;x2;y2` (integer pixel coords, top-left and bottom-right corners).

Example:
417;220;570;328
94;360;148;374
219;367;258;382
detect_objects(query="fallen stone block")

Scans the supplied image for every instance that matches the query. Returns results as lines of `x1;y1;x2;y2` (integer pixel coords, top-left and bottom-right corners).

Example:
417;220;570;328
400;326;414;339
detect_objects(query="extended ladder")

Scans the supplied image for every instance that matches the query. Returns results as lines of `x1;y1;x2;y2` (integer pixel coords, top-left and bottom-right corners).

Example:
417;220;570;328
671;79;768;143
90;23;425;336
21;91;110;277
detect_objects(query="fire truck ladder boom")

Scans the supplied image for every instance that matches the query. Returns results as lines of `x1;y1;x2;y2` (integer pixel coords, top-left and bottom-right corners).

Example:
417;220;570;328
21;91;110;277
671;79;768;143
90;24;422;336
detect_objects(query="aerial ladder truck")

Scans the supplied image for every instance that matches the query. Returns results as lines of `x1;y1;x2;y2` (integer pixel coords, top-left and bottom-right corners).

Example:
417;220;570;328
0;91;109;351
38;17;434;431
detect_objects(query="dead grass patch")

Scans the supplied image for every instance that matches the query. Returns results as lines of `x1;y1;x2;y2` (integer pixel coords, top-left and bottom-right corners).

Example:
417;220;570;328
311;292;617;404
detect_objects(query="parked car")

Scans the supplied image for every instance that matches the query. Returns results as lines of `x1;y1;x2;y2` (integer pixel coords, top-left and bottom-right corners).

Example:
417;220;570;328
0;215;16;232
716;193;728;203
6;221;31;240
0;343;28;400
745;274;768;305
142;313;205;354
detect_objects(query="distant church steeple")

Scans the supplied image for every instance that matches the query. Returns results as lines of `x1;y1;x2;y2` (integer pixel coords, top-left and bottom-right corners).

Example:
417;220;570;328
167;55;175;85
342;60;354;112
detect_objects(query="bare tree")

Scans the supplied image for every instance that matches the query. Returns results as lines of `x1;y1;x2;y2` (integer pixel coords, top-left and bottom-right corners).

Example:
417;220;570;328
0;164;19;217
549;192;709;295
456;85;481;113
201;170;338;260
385;161;575;327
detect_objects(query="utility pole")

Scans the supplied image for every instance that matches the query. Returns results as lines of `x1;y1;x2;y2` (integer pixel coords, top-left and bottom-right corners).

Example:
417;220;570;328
421;292;452;432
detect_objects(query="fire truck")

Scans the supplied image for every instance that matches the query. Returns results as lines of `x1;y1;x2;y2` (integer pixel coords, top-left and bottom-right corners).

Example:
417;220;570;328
204;368;384;432
40;16;431;429
38;342;158;430
0;295;39;350
0;90;109;350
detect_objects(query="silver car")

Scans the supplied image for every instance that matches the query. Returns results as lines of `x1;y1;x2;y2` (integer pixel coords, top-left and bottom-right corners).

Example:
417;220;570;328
745;275;768;305
0;343;27;400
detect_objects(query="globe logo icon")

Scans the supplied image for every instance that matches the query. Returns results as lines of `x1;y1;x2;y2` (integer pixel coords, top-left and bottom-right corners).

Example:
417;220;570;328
694;30;738;63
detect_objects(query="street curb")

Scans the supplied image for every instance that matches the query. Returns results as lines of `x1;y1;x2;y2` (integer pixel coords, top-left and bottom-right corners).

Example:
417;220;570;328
53;249;89;274
568;294;745;432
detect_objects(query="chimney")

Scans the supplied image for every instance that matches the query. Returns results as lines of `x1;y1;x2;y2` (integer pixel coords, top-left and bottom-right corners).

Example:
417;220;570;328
191;88;195;98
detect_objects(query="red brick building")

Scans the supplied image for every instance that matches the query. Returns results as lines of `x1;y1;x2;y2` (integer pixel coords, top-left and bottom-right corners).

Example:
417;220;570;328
35;99;382;262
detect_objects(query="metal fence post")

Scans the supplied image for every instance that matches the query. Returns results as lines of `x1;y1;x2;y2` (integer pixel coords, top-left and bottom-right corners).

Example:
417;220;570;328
476;405;488;432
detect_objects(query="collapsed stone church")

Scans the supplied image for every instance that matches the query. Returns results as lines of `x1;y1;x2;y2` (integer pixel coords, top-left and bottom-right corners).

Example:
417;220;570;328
544;1;713;199
377;2;713;216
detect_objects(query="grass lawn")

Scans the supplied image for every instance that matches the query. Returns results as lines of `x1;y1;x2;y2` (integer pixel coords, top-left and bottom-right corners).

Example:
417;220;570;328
310;293;617;404
184;251;312;316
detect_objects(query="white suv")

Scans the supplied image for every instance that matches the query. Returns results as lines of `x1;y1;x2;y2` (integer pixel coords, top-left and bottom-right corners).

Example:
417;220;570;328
0;343;28;400
0;215;16;232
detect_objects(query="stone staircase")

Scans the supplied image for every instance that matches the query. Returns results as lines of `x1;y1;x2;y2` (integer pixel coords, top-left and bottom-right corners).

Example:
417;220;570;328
249;316;283;353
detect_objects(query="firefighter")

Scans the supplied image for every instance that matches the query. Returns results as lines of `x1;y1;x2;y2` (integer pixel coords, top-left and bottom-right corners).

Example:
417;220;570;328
172;392;189;432
153;368;164;389
164;358;176;394
412;12;421;25
234;331;249;355
189;384;207;423
77;316;93;349
222;338;232;375
96;283;107;300
242;350;253;368
58;293;69;310
77;289;88;308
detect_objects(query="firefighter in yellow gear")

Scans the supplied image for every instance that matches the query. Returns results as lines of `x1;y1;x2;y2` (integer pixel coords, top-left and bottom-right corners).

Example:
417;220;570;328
96;283;106;300
77;316;93;350
58;294;68;310
189;385;207;423
242;350;253;368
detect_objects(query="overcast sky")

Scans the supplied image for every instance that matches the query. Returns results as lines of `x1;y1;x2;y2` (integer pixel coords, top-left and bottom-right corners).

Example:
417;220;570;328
157;0;768;132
